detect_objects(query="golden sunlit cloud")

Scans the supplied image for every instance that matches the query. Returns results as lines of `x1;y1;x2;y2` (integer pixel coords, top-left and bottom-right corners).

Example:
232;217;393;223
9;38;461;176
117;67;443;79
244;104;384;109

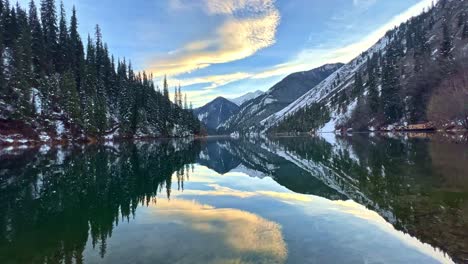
148;0;280;77
173;72;253;90
150;198;288;263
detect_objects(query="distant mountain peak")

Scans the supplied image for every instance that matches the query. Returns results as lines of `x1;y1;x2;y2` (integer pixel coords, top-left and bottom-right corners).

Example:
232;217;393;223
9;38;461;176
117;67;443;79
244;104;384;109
194;97;240;133
229;90;264;106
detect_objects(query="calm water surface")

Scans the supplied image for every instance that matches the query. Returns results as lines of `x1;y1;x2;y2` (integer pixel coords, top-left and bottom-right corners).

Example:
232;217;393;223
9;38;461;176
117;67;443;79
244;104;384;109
1;134;467;263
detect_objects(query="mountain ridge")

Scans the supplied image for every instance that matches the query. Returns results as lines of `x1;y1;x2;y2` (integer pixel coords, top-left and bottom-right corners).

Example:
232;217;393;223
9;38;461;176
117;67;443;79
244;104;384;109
229;90;264;106
218;63;344;134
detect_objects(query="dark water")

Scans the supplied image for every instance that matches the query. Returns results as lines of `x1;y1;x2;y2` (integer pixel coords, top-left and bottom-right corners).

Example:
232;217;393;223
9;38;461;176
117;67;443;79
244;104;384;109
0;134;467;263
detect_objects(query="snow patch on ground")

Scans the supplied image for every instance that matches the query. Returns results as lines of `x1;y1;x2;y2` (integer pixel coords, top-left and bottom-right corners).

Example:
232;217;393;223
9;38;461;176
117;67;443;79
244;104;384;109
31;88;42;115
56;149;65;164
39;133;51;142
56;121;65;136
197;112;208;122
39;145;51;154
320;133;337;145
263;97;277;105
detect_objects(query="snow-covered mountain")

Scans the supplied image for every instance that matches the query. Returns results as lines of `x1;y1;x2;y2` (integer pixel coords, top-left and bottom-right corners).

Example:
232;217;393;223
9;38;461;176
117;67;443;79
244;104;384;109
264;0;468;134
229;90;264;106
193;97;240;133
261;38;388;132
218;63;343;134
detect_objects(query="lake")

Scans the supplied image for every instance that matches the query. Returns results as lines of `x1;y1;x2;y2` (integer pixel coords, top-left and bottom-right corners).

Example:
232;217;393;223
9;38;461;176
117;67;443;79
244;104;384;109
0;134;467;263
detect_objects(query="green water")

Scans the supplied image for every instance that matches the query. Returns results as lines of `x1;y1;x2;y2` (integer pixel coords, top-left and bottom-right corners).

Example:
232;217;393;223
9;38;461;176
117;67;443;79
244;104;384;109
0;135;467;263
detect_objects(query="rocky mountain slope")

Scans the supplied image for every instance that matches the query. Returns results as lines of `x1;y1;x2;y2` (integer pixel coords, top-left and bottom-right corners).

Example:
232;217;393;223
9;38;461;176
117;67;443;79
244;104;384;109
265;0;468;134
218;63;343;134
229;90;264;106
193;97;240;133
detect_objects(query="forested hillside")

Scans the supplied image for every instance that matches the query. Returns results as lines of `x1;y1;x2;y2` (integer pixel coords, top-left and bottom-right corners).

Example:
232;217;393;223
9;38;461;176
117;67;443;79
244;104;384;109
267;0;468;134
0;0;201;145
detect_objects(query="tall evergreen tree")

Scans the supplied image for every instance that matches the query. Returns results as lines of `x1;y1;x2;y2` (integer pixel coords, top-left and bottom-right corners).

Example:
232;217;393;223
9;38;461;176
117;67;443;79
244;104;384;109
381;45;402;123
28;0;46;85
367;54;380;113
4;3;19;47
83;35;98;134
61;70;81;123
40;0;58;73
9;4;33;118
69;6;85;94
440;20;453;59
352;72;363;97
57;1;69;73
163;75;169;99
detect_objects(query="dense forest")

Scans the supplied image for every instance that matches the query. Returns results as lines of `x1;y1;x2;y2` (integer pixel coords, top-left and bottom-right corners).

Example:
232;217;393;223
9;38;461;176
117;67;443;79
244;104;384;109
270;0;468;133
0;0;201;144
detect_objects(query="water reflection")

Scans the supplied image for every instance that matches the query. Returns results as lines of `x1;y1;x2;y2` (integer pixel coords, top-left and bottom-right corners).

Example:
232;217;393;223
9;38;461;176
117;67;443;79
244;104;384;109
0;141;200;264
0;134;466;263
196;134;468;263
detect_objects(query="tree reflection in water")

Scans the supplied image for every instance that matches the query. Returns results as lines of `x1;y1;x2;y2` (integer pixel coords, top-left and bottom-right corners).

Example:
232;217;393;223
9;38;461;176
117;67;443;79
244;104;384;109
0;140;200;264
0;134;467;263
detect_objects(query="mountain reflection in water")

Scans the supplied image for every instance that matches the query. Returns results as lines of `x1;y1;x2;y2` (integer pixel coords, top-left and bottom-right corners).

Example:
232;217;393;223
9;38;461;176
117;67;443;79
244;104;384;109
0;134;466;263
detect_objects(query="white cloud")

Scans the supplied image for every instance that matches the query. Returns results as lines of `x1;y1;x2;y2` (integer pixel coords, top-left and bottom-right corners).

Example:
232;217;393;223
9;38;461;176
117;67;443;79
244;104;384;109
148;0;280;77
173;72;253;90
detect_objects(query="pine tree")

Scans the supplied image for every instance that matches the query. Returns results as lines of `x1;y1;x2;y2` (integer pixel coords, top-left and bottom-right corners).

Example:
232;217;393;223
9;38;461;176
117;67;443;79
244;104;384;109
177;85;182;107
163;75;169;99
93;25;107;134
40;0;58;73
10;4;33;118
83;35;98;134
69;6;85;93
57;1;69;73
29;0;46;85
4;3;19;48
367;55;380;113
440;20;453;59
61;70;81;123
381;45;402;123
352;72;363;97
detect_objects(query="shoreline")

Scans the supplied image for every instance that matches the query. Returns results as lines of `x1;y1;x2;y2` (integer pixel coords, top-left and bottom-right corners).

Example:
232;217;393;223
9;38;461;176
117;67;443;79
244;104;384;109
1;130;467;149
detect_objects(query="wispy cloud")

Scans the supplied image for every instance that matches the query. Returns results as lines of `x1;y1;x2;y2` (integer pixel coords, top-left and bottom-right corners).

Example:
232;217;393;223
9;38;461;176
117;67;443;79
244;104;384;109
148;0;280;77
173;72;253;90
237;0;436;81
352;0;377;10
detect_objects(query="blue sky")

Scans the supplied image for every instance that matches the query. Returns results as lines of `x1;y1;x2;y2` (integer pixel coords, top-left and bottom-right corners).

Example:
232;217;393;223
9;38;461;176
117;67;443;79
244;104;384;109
20;0;435;106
